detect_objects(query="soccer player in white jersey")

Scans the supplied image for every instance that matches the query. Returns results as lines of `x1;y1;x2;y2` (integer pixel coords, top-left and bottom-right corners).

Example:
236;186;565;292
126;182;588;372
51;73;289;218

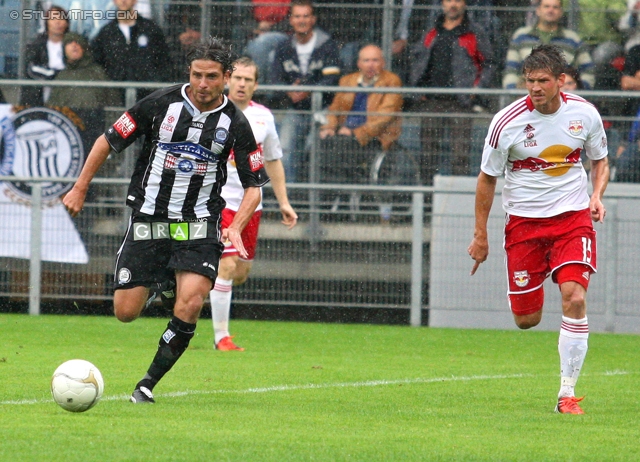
468;44;609;414
210;57;298;351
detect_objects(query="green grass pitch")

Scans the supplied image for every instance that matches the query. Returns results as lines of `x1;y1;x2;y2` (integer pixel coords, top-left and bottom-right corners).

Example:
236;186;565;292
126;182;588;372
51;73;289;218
1;313;639;461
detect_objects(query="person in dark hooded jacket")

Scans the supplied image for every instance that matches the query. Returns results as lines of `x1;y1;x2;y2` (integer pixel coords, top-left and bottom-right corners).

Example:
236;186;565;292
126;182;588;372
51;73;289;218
48;33;119;109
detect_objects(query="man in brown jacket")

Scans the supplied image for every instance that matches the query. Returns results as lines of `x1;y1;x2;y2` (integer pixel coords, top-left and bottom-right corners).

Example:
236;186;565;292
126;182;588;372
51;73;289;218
318;44;403;183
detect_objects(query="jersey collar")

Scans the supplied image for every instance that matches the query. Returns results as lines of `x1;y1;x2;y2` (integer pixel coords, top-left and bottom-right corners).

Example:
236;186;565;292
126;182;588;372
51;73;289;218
524;92;567;112
181;83;229;117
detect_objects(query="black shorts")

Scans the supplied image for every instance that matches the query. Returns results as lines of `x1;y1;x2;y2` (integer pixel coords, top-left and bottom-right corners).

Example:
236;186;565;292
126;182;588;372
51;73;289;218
113;213;224;290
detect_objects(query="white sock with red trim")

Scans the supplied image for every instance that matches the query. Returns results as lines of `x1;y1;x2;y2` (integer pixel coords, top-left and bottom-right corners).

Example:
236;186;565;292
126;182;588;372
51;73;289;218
558;316;589;398
210;278;233;345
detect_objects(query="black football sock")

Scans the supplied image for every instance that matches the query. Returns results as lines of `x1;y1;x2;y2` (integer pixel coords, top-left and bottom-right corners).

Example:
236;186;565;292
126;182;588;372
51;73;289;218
139;316;196;391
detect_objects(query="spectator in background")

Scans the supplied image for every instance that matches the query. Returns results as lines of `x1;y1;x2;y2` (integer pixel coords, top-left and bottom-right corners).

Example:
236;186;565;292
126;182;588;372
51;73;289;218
270;0;341;182
502;0;595;89
560;65;583;92
21;5;69;107
319;44;402;184
615;41;640;182
48;33;119;109
91;0;169;101
392;0;504;86
408;0;495;184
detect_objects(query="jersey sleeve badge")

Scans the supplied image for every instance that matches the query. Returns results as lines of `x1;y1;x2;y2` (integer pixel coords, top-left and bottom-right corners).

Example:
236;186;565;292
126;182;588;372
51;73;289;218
114;112;137;139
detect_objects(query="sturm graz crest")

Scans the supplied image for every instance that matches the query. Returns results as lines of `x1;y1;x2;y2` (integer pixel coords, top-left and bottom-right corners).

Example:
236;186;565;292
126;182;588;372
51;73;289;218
4;108;83;204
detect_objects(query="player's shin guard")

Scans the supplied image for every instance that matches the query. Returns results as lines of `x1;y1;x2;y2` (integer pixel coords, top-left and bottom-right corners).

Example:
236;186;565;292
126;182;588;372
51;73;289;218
138;316;196;391
558;316;589;398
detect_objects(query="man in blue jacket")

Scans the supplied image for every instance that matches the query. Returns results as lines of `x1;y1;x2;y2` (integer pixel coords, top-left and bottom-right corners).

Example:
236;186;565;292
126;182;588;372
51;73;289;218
409;0;496;185
270;0;341;182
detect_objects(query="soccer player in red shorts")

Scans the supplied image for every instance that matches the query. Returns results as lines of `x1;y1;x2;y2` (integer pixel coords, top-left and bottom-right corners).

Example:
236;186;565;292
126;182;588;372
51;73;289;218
209;57;298;351
468;44;609;414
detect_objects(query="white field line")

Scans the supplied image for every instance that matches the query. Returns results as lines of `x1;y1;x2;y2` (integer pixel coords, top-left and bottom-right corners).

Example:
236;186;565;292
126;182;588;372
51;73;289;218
0;370;630;406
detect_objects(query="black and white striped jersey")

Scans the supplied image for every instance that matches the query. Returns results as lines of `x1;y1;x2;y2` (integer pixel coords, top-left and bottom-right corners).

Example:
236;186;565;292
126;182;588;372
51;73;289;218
105;83;269;220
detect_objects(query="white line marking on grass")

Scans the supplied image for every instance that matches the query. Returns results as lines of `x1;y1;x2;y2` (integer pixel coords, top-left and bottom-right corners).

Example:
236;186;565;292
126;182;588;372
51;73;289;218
0;370;631;406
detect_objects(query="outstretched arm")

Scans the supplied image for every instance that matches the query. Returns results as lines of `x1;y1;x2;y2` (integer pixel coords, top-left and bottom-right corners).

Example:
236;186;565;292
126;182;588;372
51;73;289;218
63;135;112;217
468;171;498;275
264;159;298;229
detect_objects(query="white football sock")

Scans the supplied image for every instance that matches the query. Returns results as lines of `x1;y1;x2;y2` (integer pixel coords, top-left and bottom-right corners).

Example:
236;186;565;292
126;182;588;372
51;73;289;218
210;278;233;344
558;316;589;398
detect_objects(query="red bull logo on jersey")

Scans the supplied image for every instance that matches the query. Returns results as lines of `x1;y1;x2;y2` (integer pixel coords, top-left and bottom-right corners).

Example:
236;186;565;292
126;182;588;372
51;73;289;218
511;145;582;177
513;270;530;288
568;120;583;136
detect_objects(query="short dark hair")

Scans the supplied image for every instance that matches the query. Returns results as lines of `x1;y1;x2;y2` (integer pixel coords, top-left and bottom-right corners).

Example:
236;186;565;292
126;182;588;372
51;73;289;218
232;56;259;82
522;44;568;78
186;36;235;74
291;0;314;15
563;65;583;89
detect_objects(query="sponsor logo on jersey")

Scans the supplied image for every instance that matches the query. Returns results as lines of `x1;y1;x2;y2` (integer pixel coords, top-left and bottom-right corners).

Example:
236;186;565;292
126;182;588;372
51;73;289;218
511;146;582;175
526;132;534;139
164;153;208;175
178;159;194;173
523;124;535;133
160;122;174;133
2;107;84;205
248;147;264;172
568;120;583;136
524;140;537;147
158;141;218;162
601;136;607;148
513;270;529;288
114;112;137;138
190;121;204;129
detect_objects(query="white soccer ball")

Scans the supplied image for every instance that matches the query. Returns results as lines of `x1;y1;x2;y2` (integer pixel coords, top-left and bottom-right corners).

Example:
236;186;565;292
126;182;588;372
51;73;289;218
51;359;104;412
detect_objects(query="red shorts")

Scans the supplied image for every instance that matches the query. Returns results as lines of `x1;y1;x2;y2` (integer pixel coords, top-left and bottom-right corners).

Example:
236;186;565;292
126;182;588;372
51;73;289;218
504;209;596;294
221;209;262;261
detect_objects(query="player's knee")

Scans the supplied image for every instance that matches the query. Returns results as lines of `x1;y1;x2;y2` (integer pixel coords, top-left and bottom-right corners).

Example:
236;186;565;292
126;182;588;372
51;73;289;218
509;287;544;329
113;303;141;323
233;269;250;286
513;313;542;330
113;287;147;322
218;256;238;280
173;293;206;322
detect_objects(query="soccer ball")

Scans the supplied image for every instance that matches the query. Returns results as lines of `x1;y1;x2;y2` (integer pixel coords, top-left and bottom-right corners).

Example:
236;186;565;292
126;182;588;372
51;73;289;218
51;359;104;412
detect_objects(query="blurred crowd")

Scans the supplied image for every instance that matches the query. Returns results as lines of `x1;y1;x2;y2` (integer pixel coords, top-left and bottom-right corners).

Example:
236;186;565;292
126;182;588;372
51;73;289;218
9;0;640;185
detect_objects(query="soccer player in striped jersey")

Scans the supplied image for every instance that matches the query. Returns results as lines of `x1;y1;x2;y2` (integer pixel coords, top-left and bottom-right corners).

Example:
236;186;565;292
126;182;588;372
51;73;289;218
63;37;269;403
468;44;609;414
210;57;298;351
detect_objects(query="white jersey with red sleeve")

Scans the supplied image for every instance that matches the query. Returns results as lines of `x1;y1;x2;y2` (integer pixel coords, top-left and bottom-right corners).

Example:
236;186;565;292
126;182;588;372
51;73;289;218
481;93;608;218
222;101;283;211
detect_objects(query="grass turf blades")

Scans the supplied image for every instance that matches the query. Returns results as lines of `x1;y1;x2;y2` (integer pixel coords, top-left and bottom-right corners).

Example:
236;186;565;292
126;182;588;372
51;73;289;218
1;314;639;461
